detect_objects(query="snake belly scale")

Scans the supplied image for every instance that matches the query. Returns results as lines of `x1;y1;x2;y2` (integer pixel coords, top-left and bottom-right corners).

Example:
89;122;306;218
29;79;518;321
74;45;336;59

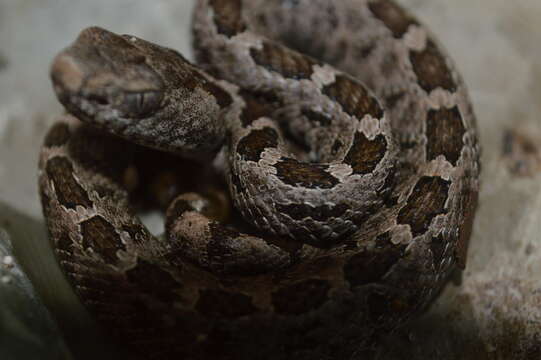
38;0;480;358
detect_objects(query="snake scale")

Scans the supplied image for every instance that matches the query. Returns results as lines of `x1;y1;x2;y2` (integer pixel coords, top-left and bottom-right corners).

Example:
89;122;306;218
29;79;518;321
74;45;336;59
38;0;480;358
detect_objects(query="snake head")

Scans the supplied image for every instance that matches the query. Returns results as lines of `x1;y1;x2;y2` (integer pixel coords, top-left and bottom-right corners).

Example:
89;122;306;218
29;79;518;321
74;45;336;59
50;26;228;156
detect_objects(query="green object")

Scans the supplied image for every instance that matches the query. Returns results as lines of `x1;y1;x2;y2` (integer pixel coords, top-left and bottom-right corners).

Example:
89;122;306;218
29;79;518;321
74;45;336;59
0;227;72;360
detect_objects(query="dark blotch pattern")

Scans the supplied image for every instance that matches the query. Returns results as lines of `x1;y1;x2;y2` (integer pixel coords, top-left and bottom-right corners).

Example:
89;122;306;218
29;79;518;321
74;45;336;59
250;41;319;80
126;259;181;303
344;232;405;287
239;90;280;127
44;122;71;147
237;127;279;162
276;202;349;222
275;158;339;189
209;0;246;37
196;289;256;318
410;40;456;92
397;176;450;236
426;106;465;165
301;109;332;127
200;80;234;108
272;279;330;315
80;216;125;264
344;133;387;174
46;157;93;209
323;74;383;120
368;0;419;38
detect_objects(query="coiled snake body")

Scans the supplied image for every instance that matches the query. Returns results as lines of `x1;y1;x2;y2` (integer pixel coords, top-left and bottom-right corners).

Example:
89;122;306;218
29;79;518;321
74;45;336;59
39;0;480;358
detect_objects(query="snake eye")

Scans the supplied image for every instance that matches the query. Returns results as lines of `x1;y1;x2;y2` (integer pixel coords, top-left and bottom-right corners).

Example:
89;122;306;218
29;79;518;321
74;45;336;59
119;90;163;118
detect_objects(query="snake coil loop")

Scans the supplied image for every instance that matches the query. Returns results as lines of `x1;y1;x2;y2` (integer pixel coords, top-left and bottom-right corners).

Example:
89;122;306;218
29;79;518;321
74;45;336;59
39;0;479;358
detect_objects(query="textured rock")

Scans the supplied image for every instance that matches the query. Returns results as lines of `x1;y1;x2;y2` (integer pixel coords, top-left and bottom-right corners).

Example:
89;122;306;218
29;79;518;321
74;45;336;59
0;0;540;359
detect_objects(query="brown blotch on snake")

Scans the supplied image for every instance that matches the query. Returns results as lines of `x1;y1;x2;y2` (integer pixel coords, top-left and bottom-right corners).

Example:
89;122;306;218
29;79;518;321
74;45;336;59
236;127;279;162
344;133;388;175
45;157;93;209
274;158;339;189
322;74;384;120
250;41;320;80
239;90;280;127
80;216;126;264
301;109;333;127
209;0;247;37
397;176;450;237
201;79;234;108
426;106;466;165
368;0;419;38
410;40;457;92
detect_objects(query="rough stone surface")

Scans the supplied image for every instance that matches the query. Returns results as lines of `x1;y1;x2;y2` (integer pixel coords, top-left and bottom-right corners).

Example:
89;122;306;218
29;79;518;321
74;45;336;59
1;0;540;359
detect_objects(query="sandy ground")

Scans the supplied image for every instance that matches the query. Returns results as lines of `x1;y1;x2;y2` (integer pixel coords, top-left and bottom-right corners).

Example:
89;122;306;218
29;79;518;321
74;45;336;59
1;1;540;359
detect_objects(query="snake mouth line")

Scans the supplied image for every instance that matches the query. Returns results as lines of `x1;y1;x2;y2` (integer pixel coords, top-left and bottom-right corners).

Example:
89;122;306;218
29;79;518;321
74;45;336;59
86;93;110;106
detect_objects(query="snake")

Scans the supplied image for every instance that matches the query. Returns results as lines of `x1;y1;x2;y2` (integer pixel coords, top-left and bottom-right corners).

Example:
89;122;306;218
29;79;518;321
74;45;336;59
38;0;480;358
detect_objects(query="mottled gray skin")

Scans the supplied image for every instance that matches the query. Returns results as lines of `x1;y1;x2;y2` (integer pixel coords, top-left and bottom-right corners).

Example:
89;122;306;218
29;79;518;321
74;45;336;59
40;0;480;359
51;28;228;156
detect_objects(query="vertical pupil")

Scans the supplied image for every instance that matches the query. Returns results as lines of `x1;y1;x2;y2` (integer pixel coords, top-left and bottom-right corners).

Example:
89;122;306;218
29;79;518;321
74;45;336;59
138;93;145;110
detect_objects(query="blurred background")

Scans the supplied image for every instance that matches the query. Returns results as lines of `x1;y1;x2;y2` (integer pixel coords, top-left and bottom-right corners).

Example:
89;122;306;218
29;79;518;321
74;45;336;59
1;0;540;359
